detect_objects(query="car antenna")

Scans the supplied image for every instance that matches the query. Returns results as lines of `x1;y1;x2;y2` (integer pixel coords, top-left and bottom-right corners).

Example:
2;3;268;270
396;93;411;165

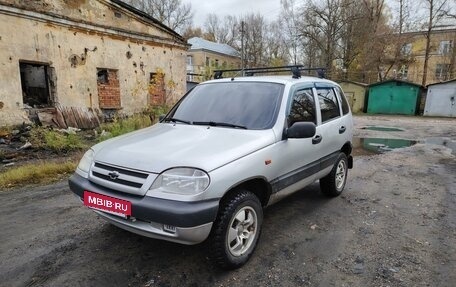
231;69;245;81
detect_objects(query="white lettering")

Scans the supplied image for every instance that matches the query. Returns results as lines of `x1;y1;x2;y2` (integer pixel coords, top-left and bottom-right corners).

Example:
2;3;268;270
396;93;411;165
96;198;103;205
106;201;112;208
115;202;121;210
88;196;97;204
121;204;127;212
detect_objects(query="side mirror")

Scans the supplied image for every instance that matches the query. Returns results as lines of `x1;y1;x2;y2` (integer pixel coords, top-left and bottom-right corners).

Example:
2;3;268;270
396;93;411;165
286;122;316;139
158;114;166;122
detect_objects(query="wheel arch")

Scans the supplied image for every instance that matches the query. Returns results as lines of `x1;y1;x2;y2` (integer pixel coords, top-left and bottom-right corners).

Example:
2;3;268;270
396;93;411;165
341;141;353;169
221;177;272;207
341;141;352;156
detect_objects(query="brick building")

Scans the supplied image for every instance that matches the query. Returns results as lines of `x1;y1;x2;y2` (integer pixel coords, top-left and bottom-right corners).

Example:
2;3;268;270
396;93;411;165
387;25;456;86
0;0;188;127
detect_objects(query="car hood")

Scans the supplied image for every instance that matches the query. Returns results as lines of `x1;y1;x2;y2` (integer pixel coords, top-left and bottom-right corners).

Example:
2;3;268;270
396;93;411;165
92;123;277;173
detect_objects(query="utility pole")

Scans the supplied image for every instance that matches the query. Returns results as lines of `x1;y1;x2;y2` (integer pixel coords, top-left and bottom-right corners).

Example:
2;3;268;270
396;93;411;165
241;21;245;76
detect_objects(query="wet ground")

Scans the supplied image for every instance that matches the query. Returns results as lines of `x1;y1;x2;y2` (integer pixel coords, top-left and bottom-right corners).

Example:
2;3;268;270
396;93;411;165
1;115;456;287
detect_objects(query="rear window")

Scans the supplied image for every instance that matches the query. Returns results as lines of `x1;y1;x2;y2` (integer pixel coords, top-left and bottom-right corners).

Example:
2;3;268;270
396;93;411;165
336;86;350;115
167;82;284;130
317;87;341;122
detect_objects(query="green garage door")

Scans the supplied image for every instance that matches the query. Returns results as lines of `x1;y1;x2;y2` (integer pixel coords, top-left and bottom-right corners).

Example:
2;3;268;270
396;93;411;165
367;81;420;115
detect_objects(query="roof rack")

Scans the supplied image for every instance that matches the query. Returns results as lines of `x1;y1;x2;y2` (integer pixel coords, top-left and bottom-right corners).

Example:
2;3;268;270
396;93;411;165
213;65;327;79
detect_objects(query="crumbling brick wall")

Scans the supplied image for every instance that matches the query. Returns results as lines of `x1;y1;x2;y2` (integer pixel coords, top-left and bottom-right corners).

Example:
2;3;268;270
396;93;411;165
97;69;121;109
148;72;166;106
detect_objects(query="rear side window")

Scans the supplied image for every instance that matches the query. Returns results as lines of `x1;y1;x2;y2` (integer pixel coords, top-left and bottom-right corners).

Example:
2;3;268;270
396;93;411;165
317;87;340;123
288;88;316;126
336;86;350;115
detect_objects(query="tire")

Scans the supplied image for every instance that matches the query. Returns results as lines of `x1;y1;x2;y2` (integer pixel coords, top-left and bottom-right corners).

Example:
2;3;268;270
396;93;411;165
320;153;348;197
210;190;263;270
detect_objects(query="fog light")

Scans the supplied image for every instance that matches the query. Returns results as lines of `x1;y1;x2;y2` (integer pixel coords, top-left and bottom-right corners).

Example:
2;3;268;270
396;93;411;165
163;224;176;233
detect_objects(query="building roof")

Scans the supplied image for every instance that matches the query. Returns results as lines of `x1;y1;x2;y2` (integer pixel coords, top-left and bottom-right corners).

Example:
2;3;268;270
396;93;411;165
188;37;239;57
338;80;368;87
369;79;424;88
426;78;456;87
111;0;184;42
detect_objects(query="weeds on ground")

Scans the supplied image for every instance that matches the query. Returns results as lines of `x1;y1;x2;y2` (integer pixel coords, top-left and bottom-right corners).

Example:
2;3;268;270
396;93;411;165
0;108;172;189
146;105;170;121
29;127;86;152
98;114;151;141
0;161;77;189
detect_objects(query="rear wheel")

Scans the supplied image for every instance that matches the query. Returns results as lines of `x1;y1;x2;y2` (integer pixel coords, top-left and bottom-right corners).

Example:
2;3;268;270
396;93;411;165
320;153;348;197
210;190;263;269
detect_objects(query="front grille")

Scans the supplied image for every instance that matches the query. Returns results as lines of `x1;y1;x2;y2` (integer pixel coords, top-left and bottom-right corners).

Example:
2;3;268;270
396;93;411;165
94;163;148;179
90;162;150;194
92;171;143;188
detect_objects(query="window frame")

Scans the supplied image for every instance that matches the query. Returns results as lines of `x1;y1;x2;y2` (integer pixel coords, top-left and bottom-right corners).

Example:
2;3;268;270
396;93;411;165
315;85;342;124
287;87;317;127
334;86;350;115
439;40;452;55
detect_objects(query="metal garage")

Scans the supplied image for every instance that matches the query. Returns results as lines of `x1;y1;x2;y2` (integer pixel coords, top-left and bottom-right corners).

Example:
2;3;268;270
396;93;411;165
424;79;456;117
338;80;368;113
367;79;423;115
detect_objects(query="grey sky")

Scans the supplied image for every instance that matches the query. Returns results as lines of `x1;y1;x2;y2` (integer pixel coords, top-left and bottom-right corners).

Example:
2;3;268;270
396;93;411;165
183;0;455;30
182;0;282;27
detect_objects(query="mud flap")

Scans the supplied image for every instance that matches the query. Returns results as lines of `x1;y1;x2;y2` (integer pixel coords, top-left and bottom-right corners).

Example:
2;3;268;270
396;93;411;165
347;155;353;169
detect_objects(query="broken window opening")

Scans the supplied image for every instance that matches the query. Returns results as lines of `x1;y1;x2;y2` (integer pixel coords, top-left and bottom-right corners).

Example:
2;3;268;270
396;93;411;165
97;69;109;84
20;62;54;108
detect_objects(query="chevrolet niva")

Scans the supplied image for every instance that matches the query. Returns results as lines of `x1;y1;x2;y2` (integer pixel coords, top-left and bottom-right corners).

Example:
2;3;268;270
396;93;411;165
69;71;353;269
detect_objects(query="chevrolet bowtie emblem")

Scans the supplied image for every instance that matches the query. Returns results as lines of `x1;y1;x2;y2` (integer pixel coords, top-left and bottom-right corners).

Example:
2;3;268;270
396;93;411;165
108;171;120;180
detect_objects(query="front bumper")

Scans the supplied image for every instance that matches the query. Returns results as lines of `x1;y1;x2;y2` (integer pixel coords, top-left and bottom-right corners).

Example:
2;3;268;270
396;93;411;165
68;173;219;244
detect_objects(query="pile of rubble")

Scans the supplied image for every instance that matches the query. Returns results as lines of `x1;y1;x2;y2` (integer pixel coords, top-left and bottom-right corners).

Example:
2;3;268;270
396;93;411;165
0;124;85;169
0;124;34;168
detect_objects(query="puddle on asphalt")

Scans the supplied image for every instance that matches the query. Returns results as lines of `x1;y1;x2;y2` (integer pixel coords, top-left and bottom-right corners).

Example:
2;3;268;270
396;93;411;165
353;137;417;156
425;138;456;155
361;126;404;132
353;137;456;156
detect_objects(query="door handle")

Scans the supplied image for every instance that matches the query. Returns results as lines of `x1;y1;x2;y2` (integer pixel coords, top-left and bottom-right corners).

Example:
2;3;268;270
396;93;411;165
339;126;346;134
312;135;322;144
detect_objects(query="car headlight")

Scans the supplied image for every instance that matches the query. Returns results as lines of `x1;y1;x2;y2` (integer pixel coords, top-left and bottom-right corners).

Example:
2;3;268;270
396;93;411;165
77;149;94;174
150;168;210;195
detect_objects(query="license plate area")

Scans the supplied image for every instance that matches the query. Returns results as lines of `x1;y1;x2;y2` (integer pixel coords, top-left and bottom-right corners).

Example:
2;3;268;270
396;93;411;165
83;190;132;218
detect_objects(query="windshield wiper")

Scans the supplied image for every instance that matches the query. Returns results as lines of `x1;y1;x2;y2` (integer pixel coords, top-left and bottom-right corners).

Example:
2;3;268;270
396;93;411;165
165;117;192;125
193;121;247;129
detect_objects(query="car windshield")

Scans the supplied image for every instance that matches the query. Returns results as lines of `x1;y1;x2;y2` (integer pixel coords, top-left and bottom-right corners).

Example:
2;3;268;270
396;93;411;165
165;82;284;130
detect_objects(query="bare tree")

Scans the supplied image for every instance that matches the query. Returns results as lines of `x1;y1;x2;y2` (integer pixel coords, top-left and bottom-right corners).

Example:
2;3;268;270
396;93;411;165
242;14;268;67
381;0;416;80
298;0;352;76
355;0;391;82
280;0;300;64
421;0;449;86
124;0;193;33
181;26;204;40
264;20;289;66
204;14;239;46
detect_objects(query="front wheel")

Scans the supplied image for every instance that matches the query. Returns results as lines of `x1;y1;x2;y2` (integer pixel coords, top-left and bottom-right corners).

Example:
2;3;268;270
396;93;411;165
320;153;348;197
210;190;263;269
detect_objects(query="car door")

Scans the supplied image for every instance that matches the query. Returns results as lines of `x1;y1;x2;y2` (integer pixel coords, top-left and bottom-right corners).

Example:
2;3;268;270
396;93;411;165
269;86;322;202
314;84;345;173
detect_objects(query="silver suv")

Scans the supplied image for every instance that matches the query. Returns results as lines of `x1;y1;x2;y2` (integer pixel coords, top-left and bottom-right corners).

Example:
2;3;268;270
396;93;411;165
69;72;353;269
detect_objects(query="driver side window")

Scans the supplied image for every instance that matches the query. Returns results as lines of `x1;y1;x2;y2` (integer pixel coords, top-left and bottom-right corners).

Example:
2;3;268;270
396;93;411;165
288;88;316;127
